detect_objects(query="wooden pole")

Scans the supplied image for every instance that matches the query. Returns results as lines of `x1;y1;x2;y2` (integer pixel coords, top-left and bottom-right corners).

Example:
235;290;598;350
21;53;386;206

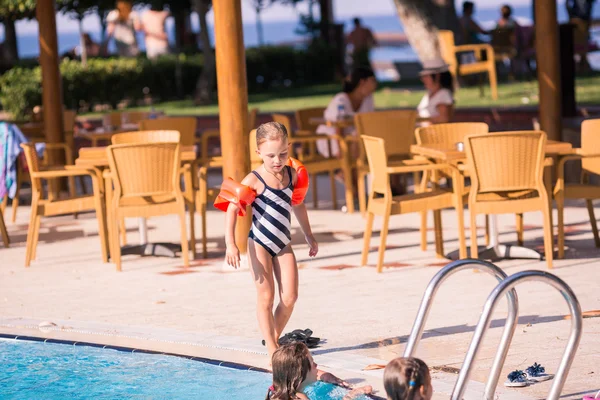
534;0;562;141
213;0;251;254
37;0;64;150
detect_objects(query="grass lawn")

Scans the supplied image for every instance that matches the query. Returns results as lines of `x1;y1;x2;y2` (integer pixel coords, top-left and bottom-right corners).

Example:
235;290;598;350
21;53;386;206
84;74;600;118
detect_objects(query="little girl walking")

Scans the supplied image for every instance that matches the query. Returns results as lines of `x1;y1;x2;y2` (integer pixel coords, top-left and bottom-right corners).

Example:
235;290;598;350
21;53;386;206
218;121;317;360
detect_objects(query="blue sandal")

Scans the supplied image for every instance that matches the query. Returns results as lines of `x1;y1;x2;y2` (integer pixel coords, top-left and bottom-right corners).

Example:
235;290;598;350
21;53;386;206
525;362;553;382
504;370;529;387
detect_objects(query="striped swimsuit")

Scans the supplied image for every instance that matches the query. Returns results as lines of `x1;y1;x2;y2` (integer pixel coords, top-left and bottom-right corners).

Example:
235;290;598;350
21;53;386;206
248;166;293;257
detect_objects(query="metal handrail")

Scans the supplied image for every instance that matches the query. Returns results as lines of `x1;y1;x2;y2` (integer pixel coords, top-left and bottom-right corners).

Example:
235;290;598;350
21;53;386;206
403;259;519;399
452;270;583;400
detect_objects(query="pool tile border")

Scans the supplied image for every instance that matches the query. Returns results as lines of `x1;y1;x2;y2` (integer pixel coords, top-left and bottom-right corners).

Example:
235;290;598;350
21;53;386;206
0;333;269;373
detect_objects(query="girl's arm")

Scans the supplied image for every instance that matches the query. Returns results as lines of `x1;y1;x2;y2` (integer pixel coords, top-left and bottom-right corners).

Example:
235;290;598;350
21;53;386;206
291;169;318;257
224;174;256;268
430;103;454;124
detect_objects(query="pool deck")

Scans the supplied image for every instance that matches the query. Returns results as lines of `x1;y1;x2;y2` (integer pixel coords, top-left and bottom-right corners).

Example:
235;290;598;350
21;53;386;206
1;177;599;399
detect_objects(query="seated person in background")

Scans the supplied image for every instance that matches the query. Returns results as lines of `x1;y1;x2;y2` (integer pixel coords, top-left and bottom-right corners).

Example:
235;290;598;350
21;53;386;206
459;1;490;45
266;342;374;400
496;4;519;29
384;357;433;400
316;66;377;158
417;59;455;125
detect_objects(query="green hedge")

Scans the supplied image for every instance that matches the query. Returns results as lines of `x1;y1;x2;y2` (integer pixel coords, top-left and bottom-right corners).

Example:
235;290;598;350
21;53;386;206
0;45;337;120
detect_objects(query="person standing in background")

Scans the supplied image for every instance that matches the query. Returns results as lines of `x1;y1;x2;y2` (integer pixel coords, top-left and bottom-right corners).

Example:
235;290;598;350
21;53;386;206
346;18;377;69
459;1;489;45
141;0;171;59
567;0;596;72
104;0;141;57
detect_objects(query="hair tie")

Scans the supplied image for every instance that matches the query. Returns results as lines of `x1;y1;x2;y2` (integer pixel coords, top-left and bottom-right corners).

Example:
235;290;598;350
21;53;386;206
409;380;416;387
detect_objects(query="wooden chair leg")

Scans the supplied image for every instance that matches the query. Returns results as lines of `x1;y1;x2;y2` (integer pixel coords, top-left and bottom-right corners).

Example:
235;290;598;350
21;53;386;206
470;210;479;260
358;172;367;216
178;206;190;268
312;174;318;209
433;210;444;258
11;192;19;223
0;209;8;247
342;164;355;214
420;212;428;251
516;213;524;246
31;214;41;261
93;188;109;264
329;171;338;210
376;211;391;273
188;200;197;260
556;193;566;259
119;217;127;246
24;201;38;267
542;205;554;269
586;200;600;248
0;195;6;213
361;211;374;267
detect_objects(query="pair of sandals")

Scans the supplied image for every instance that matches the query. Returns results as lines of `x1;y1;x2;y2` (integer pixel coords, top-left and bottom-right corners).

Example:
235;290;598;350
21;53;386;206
504;363;554;387
262;328;321;349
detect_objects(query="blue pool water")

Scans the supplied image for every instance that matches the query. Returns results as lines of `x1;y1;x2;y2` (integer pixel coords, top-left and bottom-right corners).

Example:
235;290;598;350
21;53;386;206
0;339;370;399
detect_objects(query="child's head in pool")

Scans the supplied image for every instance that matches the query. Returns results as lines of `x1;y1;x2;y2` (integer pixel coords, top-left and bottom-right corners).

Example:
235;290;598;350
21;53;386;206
384;357;432;400
266;342;318;400
256;122;289;174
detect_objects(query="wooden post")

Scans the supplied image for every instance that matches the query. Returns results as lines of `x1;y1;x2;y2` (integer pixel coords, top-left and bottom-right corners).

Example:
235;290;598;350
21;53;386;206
213;0;251;254
37;0;65;151
535;0;562;141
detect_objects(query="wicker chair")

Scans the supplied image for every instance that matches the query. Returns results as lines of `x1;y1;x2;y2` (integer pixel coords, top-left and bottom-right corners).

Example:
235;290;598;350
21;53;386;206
110;130;196;258
106;141;190;271
361;135;467;272
139;117;197;146
438;30;498;100
355;110;420;215
0;206;8;247
108;111;151;128
555;119;600;258
465;131;554;268
199;108;258;161
20;143;108;267
295;107;325;132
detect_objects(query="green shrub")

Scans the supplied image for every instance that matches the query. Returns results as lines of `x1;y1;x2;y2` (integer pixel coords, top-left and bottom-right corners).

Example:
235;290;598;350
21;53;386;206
0;46;337;119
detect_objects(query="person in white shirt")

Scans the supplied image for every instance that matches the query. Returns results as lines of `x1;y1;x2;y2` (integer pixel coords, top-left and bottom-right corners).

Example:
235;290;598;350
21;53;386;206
316;67;377;158
417;59;455;125
141;1;171;59
104;0;141;58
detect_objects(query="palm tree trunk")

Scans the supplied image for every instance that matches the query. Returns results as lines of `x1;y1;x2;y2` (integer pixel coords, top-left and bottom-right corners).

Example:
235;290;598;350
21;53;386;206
3;18;19;64
194;0;216;104
78;17;88;67
256;7;264;46
392;0;443;62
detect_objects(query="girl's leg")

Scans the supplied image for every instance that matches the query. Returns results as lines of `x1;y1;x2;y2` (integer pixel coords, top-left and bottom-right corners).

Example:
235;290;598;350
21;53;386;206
248;239;278;359
272;245;299;340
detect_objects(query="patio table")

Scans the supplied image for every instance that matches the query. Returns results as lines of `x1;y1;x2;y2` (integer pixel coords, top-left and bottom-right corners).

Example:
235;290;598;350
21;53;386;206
76;124;140;147
75;145;198;259
410;140;575;261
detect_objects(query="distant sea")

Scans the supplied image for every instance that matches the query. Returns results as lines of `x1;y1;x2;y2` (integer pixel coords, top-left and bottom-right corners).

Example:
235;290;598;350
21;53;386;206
3;4;600;67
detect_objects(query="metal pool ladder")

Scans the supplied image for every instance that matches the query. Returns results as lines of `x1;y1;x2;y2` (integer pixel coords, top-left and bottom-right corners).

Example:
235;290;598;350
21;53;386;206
452;270;583;400
403;259;519;400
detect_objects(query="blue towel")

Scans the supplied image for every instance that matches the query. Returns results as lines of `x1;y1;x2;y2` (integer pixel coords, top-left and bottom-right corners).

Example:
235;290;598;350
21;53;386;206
0;122;46;203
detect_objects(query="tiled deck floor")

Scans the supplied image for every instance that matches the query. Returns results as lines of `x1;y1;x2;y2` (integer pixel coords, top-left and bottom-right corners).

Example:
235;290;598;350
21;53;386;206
1;177;599;399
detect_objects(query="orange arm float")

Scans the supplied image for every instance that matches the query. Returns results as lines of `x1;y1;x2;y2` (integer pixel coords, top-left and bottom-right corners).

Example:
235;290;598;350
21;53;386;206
213;178;257;216
287;157;309;206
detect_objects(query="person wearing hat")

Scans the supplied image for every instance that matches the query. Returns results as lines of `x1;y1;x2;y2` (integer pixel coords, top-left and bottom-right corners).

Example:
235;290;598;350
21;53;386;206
417;59;455;125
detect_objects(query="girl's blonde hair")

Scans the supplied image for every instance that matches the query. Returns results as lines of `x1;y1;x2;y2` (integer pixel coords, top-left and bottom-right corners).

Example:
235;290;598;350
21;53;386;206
384;357;430;400
256;121;288;146
266;342;313;400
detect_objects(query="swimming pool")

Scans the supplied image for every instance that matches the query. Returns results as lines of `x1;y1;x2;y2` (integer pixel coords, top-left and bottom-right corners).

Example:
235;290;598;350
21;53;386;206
0;338;370;399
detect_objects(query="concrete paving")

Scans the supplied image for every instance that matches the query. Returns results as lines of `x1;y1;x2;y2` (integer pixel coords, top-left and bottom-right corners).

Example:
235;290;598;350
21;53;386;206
1;177;599;399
